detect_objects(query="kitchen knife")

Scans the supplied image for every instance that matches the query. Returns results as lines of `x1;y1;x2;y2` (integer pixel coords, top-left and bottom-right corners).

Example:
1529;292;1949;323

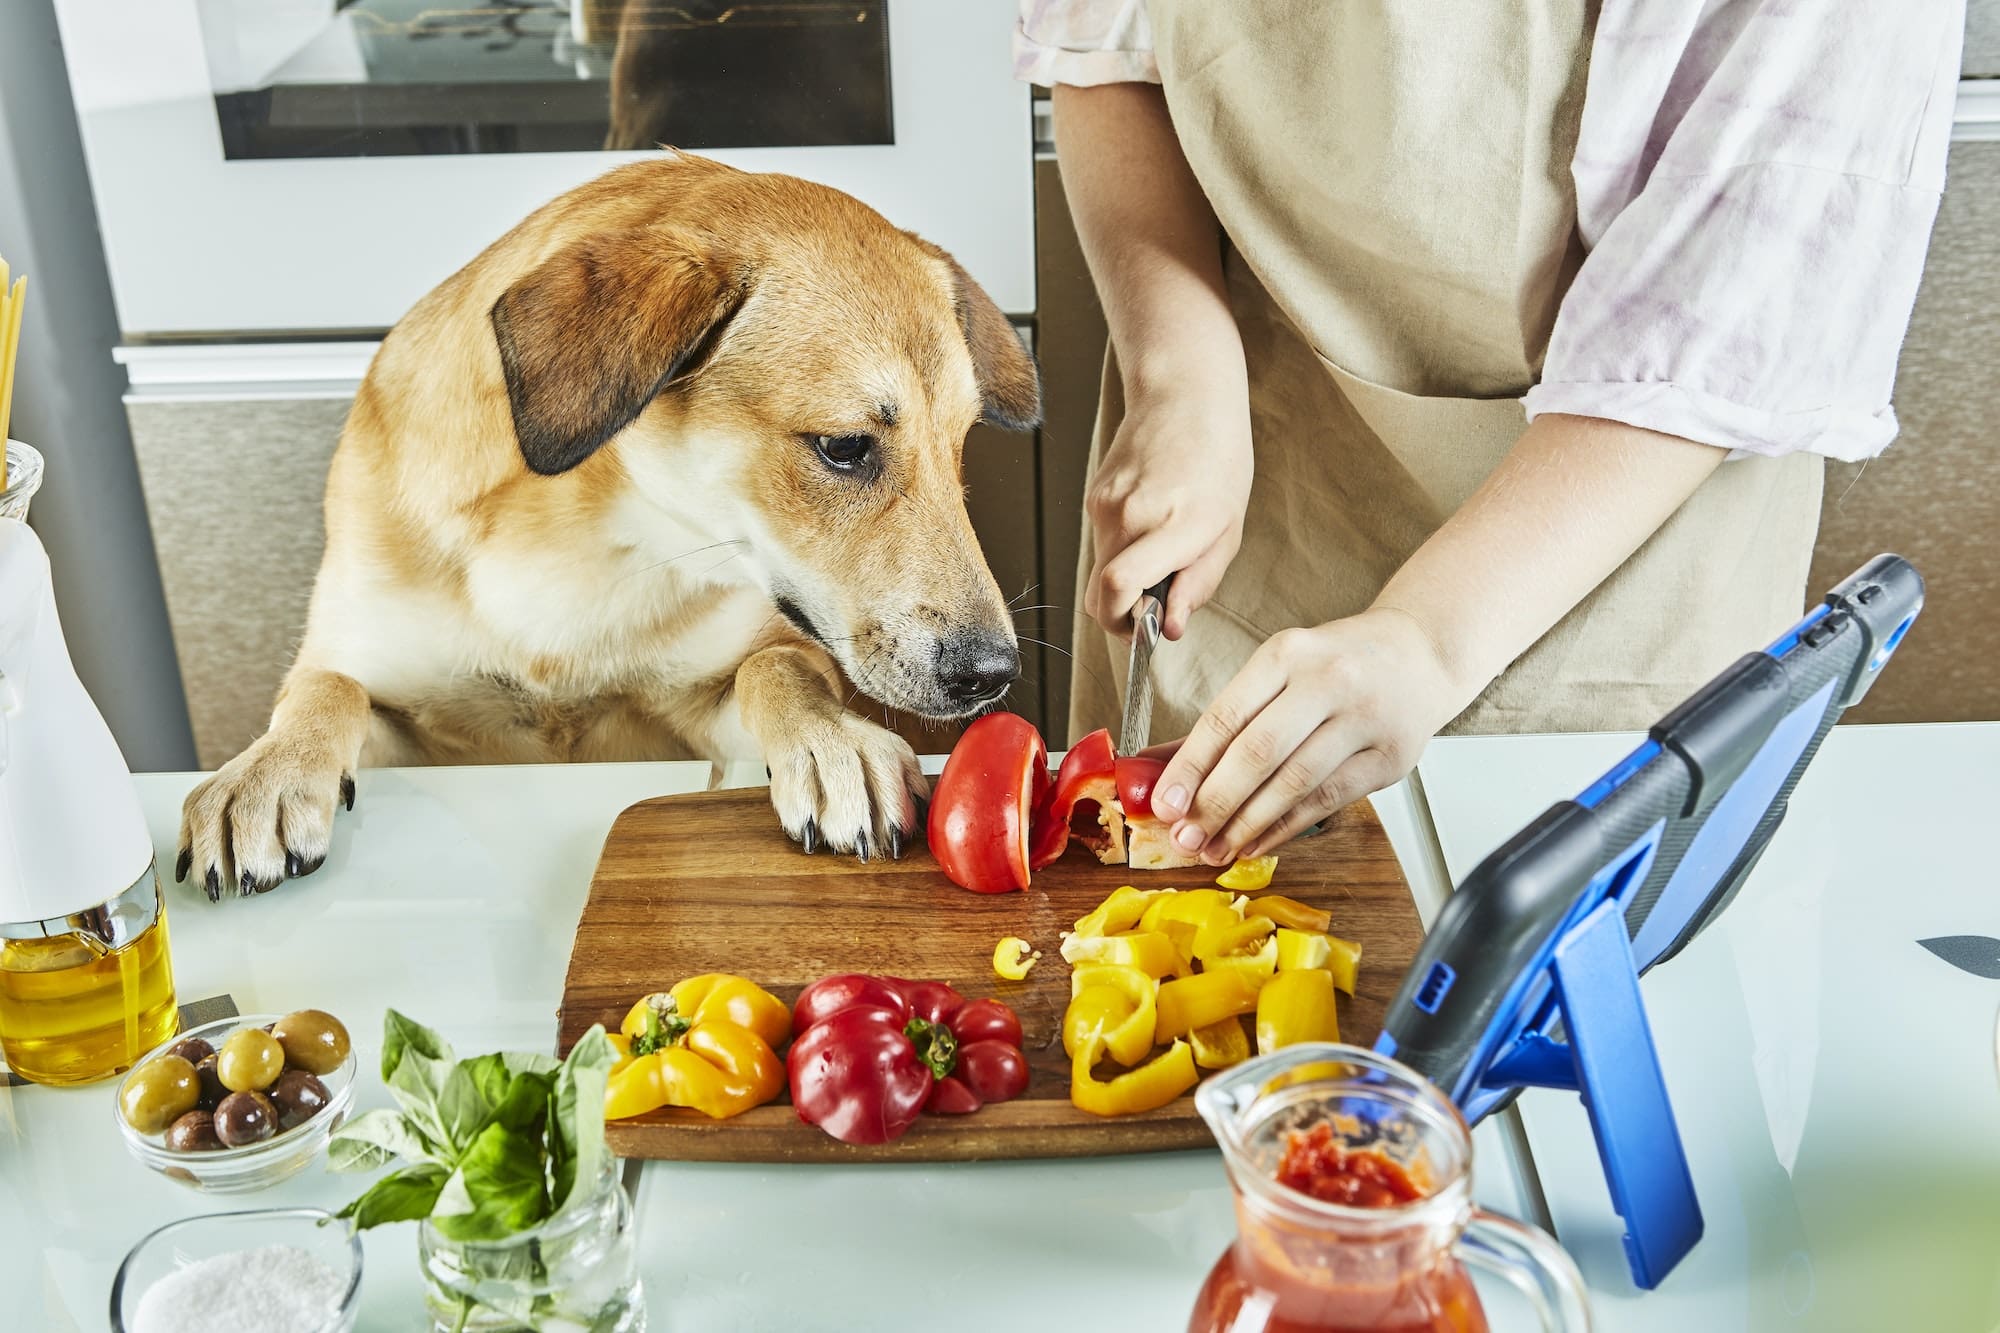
1119;576;1173;755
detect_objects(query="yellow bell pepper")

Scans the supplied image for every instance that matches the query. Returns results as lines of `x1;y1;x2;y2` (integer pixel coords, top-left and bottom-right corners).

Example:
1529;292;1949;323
1154;969;1260;1041
1071;886;1162;938
1216;855;1278;891
1255;968;1340;1055
1195;914;1275;963
1070;1037;1198;1116
1158;920;1199;976
1062;964;1158;1067
1325;934;1362;995
604;975;789;1120
1137;889;1232;933
1243;895;1332;933
1275;929;1332;972
1059;929;1181;977
1203;935;1280;989
1189;1018;1252;1070
992;936;1041;981
621;973;791;1051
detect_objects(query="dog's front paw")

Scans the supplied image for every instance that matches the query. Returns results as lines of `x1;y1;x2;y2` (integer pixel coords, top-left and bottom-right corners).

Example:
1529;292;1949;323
766;714;927;861
178;735;355;900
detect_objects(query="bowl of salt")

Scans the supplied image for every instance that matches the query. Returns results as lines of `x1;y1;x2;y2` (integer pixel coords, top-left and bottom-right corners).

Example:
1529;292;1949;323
110;1207;362;1333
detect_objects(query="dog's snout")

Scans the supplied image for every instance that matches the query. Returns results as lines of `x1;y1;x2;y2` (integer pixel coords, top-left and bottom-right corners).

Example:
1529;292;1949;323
938;633;1020;707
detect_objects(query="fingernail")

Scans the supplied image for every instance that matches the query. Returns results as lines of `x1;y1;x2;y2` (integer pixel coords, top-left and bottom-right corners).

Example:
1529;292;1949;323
1159;784;1189;817
1173;822;1204;852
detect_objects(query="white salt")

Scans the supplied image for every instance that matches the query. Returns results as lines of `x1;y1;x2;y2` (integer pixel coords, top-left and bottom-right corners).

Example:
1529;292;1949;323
131;1244;347;1333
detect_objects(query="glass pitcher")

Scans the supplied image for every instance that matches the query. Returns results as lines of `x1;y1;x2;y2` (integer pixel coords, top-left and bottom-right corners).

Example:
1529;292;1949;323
1191;1043;1591;1333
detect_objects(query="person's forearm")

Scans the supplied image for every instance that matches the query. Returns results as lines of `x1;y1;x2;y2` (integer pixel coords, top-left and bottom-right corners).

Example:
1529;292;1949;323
1371;413;1729;702
1052;83;1244;397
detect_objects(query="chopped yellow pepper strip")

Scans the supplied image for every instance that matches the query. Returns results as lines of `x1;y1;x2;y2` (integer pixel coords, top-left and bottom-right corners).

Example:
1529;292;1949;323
1255;968;1340;1055
1071;885;1163;938
1155;969;1260;1041
1203;935;1280;989
1060;929;1181;977
1275;928;1333;972
1070;1037;1198;1117
1189;1018;1252;1070
1216;855;1278;891
1243;895;1332;934
1195;914;1275;963
1062;965;1158;1067
1138;889;1232;933
992;935;1041;981
1325;934;1363;995
1158;920;1199;976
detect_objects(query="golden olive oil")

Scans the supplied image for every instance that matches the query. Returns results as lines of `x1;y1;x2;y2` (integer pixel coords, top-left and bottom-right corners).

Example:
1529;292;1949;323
0;898;177;1086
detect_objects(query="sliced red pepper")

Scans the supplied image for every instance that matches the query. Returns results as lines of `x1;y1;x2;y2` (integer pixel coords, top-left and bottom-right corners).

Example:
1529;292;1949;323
1030;728;1118;868
1116;756;1166;819
928;712;1049;893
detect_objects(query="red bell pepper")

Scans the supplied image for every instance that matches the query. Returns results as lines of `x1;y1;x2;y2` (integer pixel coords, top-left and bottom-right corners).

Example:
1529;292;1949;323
1030;728;1123;869
927;713;1049;893
787;975;1029;1144
1115;755;1166;819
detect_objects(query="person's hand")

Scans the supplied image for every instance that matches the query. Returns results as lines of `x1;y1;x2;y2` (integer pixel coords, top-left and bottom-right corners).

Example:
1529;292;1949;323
1148;608;1469;863
1083;375;1253;639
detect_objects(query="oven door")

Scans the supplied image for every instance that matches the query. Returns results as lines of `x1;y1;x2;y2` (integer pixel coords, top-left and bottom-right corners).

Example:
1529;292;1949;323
53;0;1032;336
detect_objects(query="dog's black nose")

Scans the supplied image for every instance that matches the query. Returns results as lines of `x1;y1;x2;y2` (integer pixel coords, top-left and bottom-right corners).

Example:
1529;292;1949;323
938;635;1021;707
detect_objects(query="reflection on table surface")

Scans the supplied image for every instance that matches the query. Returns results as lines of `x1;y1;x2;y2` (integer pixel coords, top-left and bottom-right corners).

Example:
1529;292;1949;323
195;0;894;158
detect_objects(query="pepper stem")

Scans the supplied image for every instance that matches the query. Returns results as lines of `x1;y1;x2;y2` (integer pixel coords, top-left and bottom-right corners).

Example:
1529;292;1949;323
630;993;694;1056
905;1017;958;1081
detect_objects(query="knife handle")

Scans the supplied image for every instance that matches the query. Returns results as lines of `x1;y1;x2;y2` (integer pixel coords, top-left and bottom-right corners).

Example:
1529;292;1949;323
1134;575;1173;641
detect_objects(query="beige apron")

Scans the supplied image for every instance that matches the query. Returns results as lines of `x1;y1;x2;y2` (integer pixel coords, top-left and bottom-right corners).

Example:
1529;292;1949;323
1069;0;1824;743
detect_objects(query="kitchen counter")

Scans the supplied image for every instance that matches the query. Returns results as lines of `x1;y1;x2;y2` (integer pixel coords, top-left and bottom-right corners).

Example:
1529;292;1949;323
5;724;1993;1330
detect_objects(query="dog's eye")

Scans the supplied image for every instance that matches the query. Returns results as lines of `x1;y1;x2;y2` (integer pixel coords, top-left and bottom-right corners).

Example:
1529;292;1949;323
810;434;876;473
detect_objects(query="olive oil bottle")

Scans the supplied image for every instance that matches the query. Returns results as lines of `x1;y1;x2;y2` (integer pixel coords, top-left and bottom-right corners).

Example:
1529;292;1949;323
0;863;177;1084
0;506;179;1086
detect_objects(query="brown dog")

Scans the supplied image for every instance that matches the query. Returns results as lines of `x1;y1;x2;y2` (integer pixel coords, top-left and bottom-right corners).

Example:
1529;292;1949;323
177;152;1039;898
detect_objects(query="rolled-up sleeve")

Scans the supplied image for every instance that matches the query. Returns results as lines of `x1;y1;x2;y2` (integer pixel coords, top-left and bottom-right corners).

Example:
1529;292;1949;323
1014;0;1159;87
1525;0;1965;461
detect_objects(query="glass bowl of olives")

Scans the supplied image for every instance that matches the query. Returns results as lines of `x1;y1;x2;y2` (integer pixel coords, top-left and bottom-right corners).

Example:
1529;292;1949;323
114;1010;356;1193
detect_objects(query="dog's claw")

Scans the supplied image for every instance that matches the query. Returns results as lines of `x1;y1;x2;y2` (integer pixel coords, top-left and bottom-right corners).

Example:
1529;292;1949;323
801;818;818;855
238;869;256;898
855;834;870;865
889;827;903;861
203;866;221;903
339;774;356;812
174;847;192;883
285;851;305;879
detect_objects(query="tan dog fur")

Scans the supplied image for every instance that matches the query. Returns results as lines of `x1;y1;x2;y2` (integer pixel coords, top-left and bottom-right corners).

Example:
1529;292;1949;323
177;153;1039;897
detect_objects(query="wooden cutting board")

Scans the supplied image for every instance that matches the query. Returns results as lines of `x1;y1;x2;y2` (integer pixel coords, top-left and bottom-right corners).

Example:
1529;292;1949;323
556;787;1422;1162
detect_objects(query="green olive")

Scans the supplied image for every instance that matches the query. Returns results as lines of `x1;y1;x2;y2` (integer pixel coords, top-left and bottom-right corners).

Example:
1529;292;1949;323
271;1009;351;1076
121;1055;201;1134
217;1027;285;1092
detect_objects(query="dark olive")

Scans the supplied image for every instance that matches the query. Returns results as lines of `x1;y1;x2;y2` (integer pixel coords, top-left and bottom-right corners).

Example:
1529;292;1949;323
213;1090;277;1147
217;1027;285;1092
120;1055;201;1134
193;1054;228;1111
269;1069;331;1129
271;1010;351;1076
165;1036;214;1066
164;1109;224;1153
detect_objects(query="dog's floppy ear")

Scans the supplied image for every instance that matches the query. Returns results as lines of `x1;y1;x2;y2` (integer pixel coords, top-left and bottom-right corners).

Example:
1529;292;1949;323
906;234;1041;432
491;229;747;475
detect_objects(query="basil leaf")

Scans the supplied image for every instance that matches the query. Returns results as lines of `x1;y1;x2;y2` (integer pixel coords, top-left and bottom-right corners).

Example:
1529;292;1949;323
327;1107;437;1173
429;1122;552;1242
438;1053;508;1153
550;1026;615;1210
381;1010;455;1145
503;1051;559;1079
334;1161;450;1231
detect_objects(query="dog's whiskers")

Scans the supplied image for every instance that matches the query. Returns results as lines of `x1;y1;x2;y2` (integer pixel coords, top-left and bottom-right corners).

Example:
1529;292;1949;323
619;538;748;584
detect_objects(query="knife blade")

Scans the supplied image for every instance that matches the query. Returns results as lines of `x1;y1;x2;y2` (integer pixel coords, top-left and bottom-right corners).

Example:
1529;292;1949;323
1119;575;1173;756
